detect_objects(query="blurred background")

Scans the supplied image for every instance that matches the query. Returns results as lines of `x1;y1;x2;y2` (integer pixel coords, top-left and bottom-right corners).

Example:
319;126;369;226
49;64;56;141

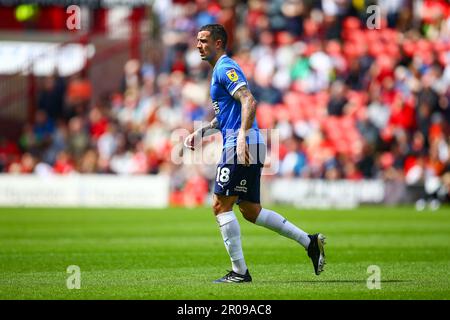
0;0;449;210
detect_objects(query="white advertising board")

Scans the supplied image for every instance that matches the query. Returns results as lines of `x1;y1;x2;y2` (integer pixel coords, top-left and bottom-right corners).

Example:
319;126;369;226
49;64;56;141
270;179;385;209
0;174;169;208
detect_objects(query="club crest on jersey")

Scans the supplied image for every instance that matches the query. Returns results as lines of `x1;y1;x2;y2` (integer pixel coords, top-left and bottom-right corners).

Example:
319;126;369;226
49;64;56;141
226;69;239;82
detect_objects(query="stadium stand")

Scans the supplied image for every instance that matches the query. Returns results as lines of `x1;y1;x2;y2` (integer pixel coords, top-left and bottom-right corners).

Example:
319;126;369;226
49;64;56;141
0;0;449;207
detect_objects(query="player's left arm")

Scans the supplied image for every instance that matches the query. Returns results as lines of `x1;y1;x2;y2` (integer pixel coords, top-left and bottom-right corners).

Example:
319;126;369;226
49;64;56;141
233;85;257;132
233;86;257;165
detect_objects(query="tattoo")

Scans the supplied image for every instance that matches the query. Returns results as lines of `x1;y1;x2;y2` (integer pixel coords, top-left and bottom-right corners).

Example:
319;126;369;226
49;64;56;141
200;117;219;137
233;86;257;131
209;117;219;130
233;85;252;102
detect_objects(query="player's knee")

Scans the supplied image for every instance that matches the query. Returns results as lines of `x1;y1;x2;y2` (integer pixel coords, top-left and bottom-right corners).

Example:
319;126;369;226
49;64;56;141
212;200;231;215
240;209;254;223
212;201;221;215
239;204;261;223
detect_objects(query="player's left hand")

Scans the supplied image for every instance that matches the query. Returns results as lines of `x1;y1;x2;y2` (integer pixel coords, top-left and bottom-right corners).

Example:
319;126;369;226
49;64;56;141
237;130;251;166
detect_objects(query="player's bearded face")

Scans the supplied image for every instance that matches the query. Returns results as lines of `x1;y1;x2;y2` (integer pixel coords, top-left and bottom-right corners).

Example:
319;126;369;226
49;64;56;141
197;31;216;61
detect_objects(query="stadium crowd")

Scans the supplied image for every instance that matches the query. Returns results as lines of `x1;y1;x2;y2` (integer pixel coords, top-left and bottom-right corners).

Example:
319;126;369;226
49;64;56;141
0;0;449;206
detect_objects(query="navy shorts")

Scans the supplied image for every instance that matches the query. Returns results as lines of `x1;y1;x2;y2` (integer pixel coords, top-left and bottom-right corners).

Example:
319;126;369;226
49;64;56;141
214;143;266;204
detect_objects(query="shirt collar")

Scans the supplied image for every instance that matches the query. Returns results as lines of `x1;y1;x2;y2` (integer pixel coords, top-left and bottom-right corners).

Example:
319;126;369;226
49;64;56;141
213;54;227;70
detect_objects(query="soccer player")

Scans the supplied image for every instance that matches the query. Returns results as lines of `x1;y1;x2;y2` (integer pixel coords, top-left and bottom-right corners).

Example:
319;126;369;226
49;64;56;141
184;24;326;283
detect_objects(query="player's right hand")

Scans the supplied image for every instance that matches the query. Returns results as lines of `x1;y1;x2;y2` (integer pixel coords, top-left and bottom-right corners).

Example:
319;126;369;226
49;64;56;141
183;130;202;151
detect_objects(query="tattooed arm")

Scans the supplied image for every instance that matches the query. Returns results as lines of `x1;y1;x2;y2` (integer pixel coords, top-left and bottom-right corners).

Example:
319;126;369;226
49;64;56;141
202;117;220;137
233;86;257;132
233;86;257;165
184;117;219;150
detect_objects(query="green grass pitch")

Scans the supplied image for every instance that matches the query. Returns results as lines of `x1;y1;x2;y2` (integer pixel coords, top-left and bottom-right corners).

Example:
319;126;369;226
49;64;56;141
0;206;449;300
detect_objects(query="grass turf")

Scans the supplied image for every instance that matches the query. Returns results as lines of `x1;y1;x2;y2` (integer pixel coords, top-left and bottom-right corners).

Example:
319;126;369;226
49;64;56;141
0;206;449;300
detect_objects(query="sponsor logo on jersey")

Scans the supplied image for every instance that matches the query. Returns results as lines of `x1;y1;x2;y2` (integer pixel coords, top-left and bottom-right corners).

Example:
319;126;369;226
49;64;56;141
212;100;220;114
226;69;239;82
234;185;247;193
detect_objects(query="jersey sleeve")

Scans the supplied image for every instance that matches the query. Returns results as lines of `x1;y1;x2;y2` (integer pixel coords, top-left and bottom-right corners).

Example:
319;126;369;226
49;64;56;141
218;65;248;97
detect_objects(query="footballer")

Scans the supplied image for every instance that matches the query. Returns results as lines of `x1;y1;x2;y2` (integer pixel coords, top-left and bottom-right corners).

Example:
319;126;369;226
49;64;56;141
184;24;326;283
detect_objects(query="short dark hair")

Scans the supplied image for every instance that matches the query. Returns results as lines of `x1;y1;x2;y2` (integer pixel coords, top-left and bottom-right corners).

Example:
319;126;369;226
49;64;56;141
199;24;228;49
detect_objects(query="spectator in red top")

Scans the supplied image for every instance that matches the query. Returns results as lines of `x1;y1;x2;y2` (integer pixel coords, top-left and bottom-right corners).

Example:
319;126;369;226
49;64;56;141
0;137;20;173
88;107;109;141
388;94;416;132
344;161;363;180
53;151;75;174
65;73;92;118
8;153;36;174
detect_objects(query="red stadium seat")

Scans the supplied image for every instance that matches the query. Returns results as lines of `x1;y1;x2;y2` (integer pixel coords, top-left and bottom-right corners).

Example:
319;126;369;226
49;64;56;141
343;16;361;31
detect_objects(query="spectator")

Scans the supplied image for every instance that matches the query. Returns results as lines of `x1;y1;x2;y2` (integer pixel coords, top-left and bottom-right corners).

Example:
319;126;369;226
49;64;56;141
38;73;66;120
78;149;98;173
65;73;92;118
4;0;449;208
280;137;307;177
327;80;348;116
67;116;89;160
8;153;36;174
43;119;68;165
53;151;75;174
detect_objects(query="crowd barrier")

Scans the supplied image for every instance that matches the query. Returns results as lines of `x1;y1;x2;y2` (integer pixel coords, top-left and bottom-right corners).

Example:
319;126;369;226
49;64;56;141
0;174;170;208
0;175;388;209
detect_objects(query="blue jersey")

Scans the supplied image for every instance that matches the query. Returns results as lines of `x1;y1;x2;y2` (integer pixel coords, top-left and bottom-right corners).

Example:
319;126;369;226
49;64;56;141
210;55;264;148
